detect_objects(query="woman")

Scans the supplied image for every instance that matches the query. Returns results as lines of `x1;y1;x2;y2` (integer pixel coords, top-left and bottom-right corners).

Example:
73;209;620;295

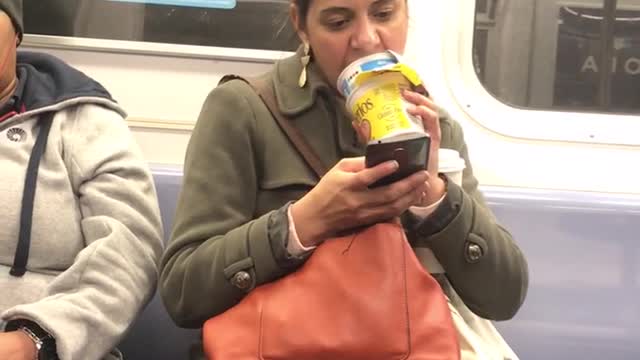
0;1;163;359
161;0;528;349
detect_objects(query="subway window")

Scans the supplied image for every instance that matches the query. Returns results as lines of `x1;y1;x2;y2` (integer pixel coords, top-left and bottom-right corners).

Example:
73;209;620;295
23;0;297;51
473;0;640;114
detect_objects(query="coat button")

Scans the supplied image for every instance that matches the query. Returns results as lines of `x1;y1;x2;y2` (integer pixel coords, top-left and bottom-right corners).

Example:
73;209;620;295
231;271;252;290
466;243;483;263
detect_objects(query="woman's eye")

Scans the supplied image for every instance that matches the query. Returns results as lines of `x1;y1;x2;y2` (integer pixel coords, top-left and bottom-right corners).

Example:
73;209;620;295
374;10;394;21
327;18;350;30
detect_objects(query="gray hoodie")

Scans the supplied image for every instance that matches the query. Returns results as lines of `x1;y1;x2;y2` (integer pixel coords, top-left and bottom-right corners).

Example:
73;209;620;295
0;51;163;359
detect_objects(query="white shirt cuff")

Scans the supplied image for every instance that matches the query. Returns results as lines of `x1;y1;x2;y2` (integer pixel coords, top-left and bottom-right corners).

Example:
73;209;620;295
286;205;317;257
408;193;446;219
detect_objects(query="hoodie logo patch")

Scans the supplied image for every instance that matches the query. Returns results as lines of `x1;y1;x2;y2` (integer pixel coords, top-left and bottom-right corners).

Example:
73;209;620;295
7;128;27;142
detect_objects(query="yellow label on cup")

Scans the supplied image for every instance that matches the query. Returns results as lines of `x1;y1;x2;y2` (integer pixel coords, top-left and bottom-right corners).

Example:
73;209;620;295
353;63;423;89
350;82;417;142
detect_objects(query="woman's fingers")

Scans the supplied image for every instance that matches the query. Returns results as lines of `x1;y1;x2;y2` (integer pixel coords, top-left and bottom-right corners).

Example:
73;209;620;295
365;170;429;206
403;90;441;143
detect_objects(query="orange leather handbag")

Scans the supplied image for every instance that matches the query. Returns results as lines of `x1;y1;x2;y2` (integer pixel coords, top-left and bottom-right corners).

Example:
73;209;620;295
202;76;460;360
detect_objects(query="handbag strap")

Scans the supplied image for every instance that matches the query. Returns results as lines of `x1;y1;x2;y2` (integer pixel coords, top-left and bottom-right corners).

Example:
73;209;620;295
220;75;328;179
11;112;54;277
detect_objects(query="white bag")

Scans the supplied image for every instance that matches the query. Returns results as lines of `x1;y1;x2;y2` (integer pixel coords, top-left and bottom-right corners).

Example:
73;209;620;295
415;248;519;360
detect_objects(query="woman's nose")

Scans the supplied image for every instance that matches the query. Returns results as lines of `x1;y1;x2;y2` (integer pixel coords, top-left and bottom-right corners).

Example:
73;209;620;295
350;19;381;52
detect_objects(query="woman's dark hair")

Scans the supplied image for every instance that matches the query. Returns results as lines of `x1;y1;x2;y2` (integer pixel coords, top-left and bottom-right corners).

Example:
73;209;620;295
292;0;312;29
273;0;310;50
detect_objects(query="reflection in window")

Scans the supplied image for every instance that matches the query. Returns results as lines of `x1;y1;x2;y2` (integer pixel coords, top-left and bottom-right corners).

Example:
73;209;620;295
473;0;640;114
24;0;297;51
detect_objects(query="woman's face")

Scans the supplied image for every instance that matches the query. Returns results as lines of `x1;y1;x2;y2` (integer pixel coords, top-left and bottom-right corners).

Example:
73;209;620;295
293;0;409;90
0;12;17;101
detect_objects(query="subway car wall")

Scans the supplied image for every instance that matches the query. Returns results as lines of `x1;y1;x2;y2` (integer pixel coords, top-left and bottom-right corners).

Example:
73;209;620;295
20;0;640;194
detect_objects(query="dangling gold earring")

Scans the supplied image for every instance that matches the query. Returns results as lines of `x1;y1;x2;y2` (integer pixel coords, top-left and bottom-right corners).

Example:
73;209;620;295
298;42;311;88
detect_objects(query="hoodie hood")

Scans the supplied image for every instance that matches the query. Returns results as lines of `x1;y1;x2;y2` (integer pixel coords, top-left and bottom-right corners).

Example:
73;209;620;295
16;51;126;118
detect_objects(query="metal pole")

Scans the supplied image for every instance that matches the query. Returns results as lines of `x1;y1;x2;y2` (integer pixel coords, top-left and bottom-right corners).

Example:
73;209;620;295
598;0;617;110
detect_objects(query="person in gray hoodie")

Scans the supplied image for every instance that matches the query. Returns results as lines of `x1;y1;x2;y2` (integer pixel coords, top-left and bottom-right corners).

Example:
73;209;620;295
0;1;164;359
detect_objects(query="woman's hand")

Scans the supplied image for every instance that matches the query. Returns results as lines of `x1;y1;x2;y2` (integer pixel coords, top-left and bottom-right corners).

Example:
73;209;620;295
0;331;37;360
290;157;431;247
403;90;446;206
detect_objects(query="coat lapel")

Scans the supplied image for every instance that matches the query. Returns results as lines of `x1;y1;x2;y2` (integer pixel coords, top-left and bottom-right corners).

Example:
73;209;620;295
271;48;365;171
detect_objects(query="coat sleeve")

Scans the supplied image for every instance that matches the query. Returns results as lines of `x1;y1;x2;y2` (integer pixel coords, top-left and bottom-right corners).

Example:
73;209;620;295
403;114;529;321
1;105;164;360
159;80;305;329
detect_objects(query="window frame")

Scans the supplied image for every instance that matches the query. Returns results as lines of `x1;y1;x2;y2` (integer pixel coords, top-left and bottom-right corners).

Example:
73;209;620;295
442;0;640;146
22;34;291;64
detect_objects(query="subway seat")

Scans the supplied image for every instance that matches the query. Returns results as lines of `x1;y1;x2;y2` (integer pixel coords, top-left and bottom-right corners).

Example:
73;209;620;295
117;165;640;360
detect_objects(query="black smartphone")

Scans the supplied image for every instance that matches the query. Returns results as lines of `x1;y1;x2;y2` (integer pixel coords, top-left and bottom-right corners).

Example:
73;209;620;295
365;135;430;188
